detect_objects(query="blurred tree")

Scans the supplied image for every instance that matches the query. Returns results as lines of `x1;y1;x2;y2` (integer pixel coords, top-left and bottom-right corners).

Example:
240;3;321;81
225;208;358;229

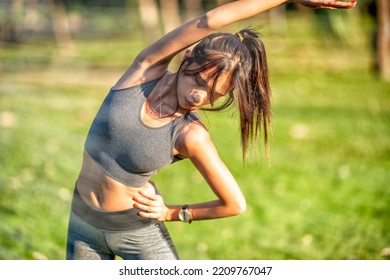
137;0;160;43
0;0;22;44
160;0;181;33
23;0;42;36
183;0;202;22
49;0;76;58
368;0;390;81
376;0;390;81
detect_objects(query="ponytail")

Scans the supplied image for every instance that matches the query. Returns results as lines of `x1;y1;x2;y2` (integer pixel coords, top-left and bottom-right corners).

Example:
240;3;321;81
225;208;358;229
235;28;272;161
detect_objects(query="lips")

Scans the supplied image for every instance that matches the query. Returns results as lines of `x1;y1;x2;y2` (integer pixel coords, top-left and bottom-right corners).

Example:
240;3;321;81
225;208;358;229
184;97;195;108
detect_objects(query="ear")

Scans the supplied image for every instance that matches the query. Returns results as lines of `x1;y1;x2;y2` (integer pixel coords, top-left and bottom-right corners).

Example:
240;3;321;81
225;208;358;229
182;49;192;61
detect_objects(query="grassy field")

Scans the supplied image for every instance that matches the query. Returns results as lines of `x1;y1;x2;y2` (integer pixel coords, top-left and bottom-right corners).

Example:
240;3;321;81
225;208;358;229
0;10;389;260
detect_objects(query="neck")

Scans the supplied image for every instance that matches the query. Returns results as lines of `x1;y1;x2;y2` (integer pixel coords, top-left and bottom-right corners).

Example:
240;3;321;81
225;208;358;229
148;72;180;119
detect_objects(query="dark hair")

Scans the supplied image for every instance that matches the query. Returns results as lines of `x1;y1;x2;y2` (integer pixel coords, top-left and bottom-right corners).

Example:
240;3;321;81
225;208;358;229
177;28;271;160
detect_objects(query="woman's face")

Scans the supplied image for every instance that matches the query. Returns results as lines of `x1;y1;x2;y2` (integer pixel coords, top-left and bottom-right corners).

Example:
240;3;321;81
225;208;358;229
176;63;229;111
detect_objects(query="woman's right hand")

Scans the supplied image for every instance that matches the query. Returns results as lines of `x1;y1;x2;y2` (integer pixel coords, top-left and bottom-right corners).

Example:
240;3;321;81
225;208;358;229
291;0;357;10
133;187;168;222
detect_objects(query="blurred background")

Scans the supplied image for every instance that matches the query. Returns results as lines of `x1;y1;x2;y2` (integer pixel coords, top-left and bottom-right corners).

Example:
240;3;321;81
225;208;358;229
0;0;389;260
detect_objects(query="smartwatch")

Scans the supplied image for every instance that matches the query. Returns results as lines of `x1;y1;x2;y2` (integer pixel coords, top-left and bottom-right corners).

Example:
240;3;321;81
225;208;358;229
179;204;192;223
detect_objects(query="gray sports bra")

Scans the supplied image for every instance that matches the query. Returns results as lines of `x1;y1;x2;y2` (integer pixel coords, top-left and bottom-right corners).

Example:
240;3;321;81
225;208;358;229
84;78;199;187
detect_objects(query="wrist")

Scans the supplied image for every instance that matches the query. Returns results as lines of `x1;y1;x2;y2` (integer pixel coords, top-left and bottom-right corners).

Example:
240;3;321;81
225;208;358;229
163;205;180;222
158;205;169;222
179;204;192;223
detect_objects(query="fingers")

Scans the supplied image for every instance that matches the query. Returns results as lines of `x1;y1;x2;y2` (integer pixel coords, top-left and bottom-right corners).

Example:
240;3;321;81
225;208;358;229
297;0;357;10
323;0;357;9
138;190;156;200
132;191;167;221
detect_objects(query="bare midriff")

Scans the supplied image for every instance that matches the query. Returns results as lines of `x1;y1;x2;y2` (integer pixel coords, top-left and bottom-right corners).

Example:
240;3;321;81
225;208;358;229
76;151;156;212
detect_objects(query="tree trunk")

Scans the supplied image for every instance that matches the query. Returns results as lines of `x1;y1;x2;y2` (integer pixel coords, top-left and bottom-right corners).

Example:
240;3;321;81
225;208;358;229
183;0;202;22
23;0;41;33
377;0;390;81
159;0;181;33
49;0;76;58
0;0;23;44
138;0;160;43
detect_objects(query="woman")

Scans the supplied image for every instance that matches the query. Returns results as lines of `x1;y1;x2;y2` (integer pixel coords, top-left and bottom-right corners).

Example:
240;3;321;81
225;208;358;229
66;0;357;260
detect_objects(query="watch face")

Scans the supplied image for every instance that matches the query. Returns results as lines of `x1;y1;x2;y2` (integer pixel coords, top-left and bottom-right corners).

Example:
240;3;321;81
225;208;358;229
180;209;189;221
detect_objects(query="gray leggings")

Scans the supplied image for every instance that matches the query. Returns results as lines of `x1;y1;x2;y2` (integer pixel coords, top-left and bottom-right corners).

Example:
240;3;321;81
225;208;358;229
66;188;179;260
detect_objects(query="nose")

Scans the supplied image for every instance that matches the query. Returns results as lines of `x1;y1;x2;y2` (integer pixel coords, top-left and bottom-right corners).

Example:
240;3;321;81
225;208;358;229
191;91;206;104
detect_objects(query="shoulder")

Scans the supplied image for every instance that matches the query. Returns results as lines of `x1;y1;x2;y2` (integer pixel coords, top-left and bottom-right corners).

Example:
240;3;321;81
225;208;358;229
182;111;207;141
176;114;217;159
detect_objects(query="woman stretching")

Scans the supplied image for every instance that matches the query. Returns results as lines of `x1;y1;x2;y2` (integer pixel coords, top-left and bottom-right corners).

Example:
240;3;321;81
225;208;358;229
66;0;357;260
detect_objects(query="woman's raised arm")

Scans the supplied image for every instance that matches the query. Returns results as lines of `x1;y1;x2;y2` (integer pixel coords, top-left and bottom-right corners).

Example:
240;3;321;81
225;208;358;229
114;0;356;88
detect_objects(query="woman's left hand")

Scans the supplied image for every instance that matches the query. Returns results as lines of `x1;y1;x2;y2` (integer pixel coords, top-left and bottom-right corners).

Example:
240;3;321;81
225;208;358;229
292;0;358;10
132;191;168;221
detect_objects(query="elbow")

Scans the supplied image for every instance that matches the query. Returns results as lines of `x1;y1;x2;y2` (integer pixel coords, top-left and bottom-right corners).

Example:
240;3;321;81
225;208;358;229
133;53;151;70
229;196;247;216
237;197;247;215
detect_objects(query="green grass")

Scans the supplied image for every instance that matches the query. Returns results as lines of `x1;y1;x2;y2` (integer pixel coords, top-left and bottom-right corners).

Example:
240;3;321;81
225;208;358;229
0;11;389;260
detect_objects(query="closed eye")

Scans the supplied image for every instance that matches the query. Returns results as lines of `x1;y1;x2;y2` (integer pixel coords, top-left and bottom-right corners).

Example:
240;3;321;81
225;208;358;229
194;73;227;103
194;74;207;88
